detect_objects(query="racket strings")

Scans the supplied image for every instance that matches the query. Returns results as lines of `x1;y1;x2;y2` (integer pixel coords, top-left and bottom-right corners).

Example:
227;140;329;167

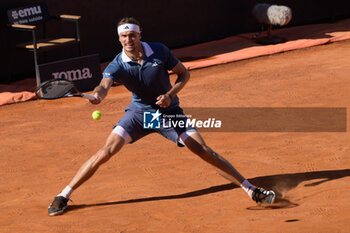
35;80;75;99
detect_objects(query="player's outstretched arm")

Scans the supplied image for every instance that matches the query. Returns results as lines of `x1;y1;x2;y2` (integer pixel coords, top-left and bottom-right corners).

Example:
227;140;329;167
90;78;114;104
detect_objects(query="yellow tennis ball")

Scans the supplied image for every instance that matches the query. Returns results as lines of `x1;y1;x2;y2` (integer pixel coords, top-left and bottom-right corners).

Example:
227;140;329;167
92;110;102;120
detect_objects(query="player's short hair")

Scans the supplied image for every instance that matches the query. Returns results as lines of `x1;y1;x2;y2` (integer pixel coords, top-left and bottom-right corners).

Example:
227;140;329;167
117;17;141;28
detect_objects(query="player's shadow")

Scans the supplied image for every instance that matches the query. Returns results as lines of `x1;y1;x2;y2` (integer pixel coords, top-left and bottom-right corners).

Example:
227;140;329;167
67;168;350;213
246;168;350;210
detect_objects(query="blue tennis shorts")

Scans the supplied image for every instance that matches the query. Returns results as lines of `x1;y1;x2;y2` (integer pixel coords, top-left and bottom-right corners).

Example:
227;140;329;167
114;105;196;146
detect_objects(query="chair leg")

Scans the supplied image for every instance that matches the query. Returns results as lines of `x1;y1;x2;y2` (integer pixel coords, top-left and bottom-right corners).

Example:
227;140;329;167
7;27;13;84
34;54;40;87
78;42;82;56
75;21;82;56
32;30;41;87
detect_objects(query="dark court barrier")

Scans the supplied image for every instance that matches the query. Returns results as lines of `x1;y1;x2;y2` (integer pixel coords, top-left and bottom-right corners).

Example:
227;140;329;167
1;0;350;82
38;54;101;92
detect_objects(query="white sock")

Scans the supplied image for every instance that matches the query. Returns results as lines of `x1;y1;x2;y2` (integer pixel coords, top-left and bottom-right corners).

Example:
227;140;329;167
57;185;73;199
240;180;256;198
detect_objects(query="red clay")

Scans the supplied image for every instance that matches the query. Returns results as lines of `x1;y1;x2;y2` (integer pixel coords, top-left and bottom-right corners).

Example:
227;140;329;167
1;40;350;233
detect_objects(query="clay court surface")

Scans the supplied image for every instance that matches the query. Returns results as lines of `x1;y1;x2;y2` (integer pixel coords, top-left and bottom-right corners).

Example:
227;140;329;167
1;39;350;232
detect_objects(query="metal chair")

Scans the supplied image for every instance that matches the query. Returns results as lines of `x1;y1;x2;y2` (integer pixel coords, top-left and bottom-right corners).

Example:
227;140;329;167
6;3;82;85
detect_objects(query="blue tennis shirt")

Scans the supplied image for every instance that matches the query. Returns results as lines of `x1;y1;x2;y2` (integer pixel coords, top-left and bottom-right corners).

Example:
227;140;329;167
103;42;180;110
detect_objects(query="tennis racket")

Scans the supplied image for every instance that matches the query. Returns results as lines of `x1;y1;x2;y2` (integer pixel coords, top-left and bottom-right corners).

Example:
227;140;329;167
35;78;96;101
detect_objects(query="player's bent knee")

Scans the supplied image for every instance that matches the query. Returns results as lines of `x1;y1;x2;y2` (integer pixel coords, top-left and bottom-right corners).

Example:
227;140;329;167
103;132;125;156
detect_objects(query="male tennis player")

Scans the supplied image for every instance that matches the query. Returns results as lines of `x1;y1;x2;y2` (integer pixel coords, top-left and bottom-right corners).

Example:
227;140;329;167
48;17;275;216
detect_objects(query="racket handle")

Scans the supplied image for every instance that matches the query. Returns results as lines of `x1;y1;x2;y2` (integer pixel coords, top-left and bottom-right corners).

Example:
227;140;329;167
82;93;97;101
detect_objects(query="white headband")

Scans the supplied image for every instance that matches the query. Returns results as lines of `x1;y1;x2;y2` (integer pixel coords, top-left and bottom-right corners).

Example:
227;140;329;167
117;23;141;35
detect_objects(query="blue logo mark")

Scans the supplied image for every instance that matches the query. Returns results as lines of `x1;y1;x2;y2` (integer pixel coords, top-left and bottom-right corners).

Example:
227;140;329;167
143;110;161;129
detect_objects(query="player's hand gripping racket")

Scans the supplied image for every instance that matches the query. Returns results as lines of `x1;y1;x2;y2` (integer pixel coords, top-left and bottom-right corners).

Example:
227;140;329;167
35;79;96;101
